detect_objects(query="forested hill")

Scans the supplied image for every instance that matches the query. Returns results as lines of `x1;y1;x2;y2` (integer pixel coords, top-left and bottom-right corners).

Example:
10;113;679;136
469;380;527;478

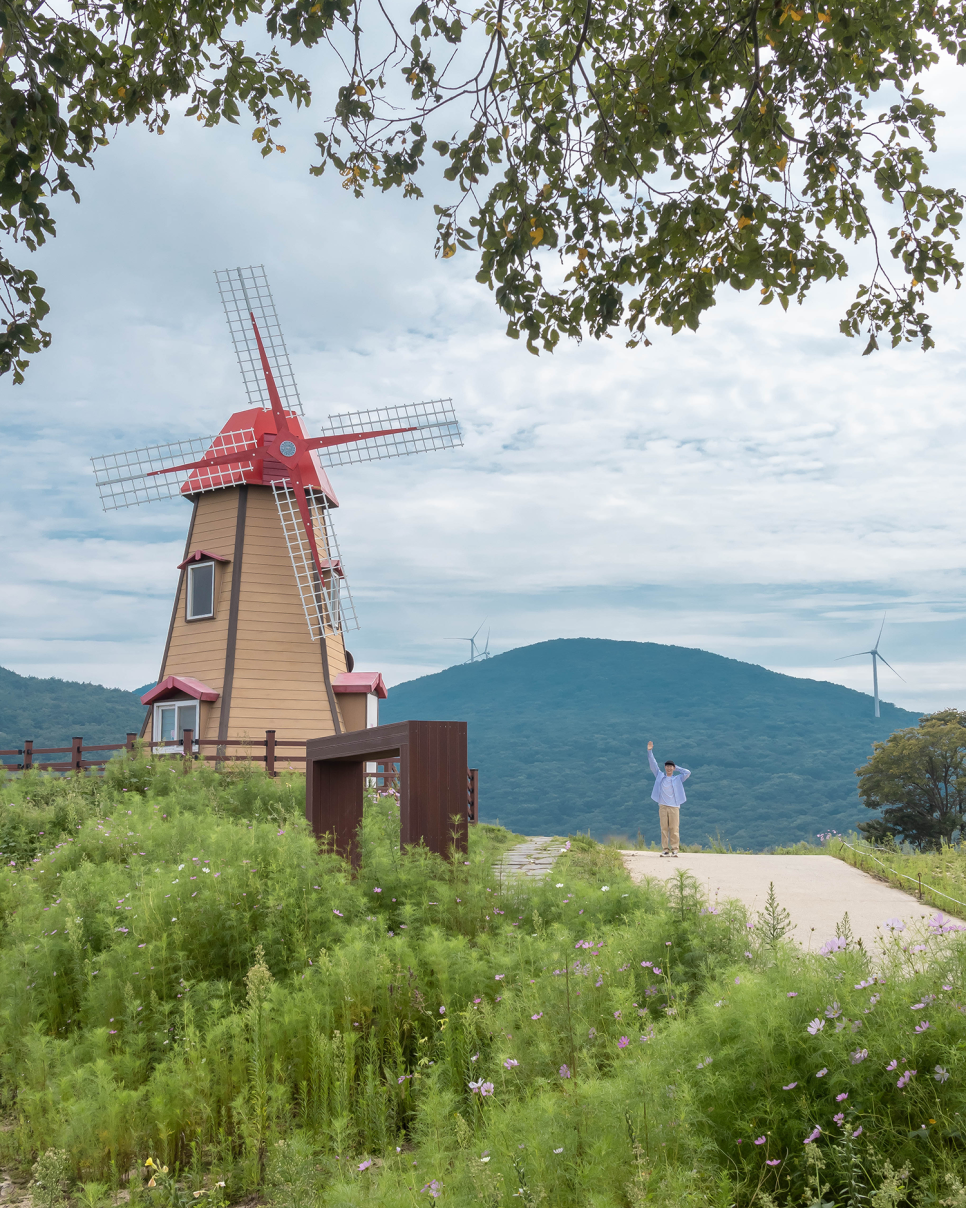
381;638;922;851
0;666;147;755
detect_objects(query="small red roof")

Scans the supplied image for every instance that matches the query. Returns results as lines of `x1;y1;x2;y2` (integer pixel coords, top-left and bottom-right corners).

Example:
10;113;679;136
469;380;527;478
141;676;220;705
177;549;231;571
333;671;388;699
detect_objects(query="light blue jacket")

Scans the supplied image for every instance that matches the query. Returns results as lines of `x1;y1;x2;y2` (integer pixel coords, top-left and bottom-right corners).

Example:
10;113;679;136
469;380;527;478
648;749;691;806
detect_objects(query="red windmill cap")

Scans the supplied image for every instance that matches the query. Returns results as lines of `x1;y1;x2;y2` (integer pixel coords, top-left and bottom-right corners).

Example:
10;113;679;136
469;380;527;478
180;407;340;506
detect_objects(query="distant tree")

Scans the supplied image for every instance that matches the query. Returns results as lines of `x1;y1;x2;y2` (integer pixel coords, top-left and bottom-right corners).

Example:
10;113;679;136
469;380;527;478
856;710;966;850
3;0;966;381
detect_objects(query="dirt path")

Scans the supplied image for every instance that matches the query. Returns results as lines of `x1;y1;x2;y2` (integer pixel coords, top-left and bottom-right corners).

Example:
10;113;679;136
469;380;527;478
620;851;965;951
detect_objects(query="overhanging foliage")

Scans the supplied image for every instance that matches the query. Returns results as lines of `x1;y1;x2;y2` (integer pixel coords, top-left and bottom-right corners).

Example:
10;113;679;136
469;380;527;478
3;0;966;377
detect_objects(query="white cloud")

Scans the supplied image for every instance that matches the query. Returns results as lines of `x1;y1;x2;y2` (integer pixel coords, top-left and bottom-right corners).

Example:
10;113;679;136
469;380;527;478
3;58;966;721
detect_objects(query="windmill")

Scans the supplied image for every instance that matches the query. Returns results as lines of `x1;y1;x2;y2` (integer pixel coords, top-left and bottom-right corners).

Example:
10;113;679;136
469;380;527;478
92;266;462;748
837;614;904;718
463;621;491;663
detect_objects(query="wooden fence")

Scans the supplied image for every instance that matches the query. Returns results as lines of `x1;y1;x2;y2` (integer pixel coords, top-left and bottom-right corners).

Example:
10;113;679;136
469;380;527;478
0;731;479;821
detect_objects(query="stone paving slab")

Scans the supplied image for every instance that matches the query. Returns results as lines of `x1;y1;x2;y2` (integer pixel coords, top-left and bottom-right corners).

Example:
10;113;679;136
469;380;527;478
621;851;965;952
494;836;558;880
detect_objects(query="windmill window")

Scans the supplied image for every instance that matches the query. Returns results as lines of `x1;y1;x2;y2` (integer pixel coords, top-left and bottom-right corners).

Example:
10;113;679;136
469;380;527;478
186;561;215;620
155;701;198;748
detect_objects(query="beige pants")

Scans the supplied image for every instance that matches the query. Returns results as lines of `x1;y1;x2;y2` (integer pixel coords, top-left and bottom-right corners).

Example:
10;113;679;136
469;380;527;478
659;804;680;853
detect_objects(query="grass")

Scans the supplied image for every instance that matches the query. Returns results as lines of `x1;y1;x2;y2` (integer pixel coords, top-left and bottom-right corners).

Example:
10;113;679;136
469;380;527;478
0;758;965;1206
824;833;966;920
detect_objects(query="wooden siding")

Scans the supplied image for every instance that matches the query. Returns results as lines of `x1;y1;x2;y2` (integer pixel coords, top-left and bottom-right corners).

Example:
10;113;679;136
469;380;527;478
220;486;346;739
153;485;349;744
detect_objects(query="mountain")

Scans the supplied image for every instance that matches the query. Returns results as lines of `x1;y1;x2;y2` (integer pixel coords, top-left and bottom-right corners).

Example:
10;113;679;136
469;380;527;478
381;639;921;850
0;666;147;760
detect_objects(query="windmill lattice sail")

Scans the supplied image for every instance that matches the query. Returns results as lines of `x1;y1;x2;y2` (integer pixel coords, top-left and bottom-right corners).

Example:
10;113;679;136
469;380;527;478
272;483;359;638
317;399;461;467
91;428;257;510
215;265;303;416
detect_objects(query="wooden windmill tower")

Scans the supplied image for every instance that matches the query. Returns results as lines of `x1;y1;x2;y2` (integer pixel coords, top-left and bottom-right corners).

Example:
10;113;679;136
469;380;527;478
92;266;461;749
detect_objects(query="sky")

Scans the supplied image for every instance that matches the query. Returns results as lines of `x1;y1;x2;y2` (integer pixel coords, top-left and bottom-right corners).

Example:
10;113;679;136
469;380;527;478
2;40;966;714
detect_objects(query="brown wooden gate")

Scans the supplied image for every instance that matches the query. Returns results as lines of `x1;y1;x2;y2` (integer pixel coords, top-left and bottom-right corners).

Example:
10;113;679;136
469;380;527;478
305;720;469;865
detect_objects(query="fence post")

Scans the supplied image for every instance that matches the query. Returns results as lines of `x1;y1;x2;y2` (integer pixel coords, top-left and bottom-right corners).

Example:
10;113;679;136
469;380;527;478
126;733;138;758
467;768;479;823
22;740;33;771
265;730;276;778
71;737;83;772
182;729;194;774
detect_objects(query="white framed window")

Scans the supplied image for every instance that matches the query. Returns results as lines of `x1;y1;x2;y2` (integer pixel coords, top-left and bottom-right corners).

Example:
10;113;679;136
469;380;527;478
186;560;215;620
155;700;198;750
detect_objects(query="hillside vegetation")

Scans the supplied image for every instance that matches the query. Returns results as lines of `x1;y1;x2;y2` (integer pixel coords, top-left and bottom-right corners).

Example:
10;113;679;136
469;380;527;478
0;760;964;1207
0;666;146;755
383;639;921;850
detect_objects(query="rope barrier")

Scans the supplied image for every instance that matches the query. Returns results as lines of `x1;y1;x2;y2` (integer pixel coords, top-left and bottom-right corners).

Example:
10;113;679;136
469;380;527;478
834;839;966;913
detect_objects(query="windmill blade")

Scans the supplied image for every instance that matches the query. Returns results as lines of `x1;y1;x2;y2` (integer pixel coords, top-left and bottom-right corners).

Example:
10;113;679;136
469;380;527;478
315;399;461;468
272;482;359;640
836;651;874;661
215;265;304;417
876;653;905;681
873;613;887;651
91;428;256;510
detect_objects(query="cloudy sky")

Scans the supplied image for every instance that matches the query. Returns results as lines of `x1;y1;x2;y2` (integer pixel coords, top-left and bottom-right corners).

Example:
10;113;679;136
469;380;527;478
2;41;966;713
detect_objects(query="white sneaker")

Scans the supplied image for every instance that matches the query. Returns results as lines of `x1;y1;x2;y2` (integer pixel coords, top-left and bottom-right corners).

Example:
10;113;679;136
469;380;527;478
671;852;679;858
660;850;671;857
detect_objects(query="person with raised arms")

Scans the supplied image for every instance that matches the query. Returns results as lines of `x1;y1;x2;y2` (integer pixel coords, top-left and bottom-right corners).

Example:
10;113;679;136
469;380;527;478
647;740;691;858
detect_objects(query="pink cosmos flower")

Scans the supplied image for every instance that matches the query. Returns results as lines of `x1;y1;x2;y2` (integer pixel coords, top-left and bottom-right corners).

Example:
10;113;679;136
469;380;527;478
803;1126;822;1145
358;1159;372;1171
559;1064;571;1079
531;1013;543;1020
373;887;382;893
782;1082;798;1090
833;1113;845;1126
754;1136;766;1145
618;1036;630;1049
787;991;798;997
815;1068;827;1078
886;1059;898;1071
836;1092;848;1102
766;1158;781;1166
852;1126;863;1138
504;1059;519;1069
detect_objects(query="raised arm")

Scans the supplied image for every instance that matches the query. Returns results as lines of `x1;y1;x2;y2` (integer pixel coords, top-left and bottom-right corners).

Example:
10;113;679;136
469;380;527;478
647;747;661;778
677;766;691;782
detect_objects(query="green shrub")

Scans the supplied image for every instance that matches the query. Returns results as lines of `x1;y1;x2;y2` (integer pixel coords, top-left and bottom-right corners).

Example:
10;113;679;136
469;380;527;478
0;762;964;1205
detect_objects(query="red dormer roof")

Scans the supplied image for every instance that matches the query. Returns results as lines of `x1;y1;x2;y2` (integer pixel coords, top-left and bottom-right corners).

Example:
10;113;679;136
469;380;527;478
176;549;231;571
332;671;388;699
141;676;220;706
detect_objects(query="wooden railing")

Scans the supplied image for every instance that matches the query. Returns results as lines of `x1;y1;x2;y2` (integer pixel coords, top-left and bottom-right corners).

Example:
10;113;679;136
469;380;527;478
0;732;479;819
0;730;303;776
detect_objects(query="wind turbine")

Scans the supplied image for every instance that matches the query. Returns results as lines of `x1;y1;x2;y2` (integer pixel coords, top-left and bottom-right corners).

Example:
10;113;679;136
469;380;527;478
837;614;904;718
464;621;491;663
